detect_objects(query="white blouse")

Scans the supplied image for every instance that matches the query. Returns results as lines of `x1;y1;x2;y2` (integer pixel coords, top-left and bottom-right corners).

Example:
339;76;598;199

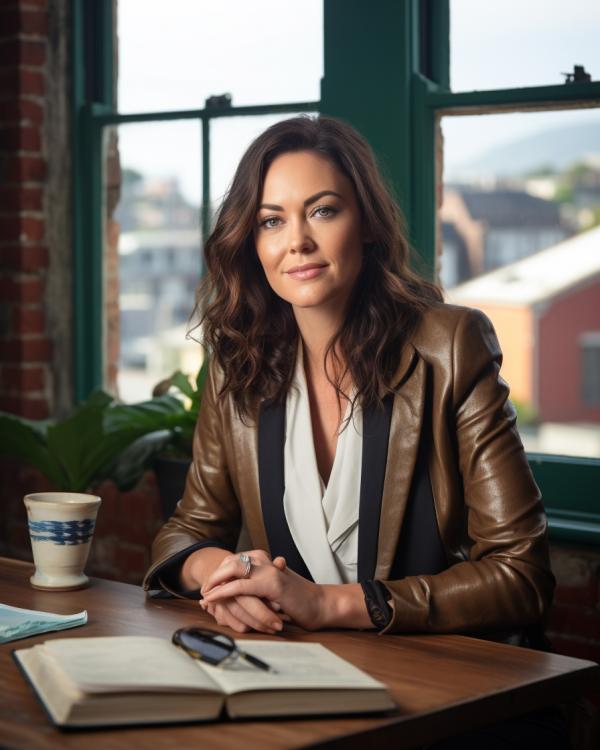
283;343;363;584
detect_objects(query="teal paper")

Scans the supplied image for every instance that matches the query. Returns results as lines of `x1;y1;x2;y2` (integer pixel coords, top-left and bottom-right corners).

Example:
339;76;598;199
0;603;87;644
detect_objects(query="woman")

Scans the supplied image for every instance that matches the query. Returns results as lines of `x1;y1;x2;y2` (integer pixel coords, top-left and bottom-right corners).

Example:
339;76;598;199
144;115;568;746
144;114;553;641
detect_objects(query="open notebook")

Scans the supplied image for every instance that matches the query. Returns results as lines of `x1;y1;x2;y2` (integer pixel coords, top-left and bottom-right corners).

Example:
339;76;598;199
14;635;396;728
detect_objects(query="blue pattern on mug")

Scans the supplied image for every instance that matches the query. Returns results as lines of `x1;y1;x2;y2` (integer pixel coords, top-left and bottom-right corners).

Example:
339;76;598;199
29;518;96;545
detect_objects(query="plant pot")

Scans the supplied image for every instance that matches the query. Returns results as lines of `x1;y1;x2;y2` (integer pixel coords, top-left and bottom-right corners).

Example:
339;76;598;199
152;456;191;521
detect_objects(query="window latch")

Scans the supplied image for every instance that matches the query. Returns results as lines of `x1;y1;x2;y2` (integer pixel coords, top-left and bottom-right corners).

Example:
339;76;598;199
561;65;592;84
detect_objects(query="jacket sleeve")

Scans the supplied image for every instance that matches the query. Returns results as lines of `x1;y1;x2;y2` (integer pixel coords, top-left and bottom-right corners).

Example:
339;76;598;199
142;359;242;592
378;308;555;635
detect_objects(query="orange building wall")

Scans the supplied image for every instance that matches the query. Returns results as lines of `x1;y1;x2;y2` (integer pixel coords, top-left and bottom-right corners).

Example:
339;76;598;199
455;303;534;407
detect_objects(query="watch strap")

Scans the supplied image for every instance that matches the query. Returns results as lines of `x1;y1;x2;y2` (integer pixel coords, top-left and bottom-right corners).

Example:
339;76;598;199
361;580;393;630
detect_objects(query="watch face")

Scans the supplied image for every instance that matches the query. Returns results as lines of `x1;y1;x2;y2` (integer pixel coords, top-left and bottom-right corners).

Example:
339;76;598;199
363;582;392;628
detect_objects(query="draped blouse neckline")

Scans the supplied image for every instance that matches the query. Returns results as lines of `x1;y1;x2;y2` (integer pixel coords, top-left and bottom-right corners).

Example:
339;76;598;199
282;341;363;584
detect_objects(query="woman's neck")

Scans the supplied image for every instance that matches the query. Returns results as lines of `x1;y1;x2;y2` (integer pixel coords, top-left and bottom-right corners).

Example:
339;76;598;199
293;306;346;382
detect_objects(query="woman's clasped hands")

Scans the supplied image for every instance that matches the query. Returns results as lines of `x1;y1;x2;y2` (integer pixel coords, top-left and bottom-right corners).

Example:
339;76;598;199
200;550;326;634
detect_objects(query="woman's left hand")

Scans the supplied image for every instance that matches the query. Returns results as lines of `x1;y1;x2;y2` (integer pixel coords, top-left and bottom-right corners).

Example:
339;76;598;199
201;556;328;631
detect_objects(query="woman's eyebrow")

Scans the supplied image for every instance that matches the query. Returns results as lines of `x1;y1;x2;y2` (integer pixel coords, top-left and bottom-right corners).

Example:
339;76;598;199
258;190;344;212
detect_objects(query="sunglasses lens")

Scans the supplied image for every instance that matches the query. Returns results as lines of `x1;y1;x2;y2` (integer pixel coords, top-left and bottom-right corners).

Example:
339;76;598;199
175;628;235;665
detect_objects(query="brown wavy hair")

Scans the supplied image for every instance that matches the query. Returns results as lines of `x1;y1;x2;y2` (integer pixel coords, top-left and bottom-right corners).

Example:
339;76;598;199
194;114;442;420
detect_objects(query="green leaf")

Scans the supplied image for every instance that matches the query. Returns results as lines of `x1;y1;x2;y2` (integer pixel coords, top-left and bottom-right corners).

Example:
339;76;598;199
45;390;119;492
195;356;209;395
103;394;186;434
102;430;173;491
169;371;195;400
0;414;67;488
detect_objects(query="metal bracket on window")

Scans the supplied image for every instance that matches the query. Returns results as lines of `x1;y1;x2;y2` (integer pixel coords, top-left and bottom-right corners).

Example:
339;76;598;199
562;65;592;84
205;93;232;109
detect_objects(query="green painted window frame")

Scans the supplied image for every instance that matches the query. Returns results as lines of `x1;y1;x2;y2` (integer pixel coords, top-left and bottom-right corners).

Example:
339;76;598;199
72;0;599;543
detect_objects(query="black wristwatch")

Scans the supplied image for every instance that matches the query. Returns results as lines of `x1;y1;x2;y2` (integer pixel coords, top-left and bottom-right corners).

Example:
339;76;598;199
361;580;393;630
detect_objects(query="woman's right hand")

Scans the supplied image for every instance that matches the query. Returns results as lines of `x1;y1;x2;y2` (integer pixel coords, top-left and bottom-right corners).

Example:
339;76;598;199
183;547;286;635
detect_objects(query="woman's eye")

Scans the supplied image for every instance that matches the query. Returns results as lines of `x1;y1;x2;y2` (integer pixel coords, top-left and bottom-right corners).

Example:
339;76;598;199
260;216;281;229
313;205;337;218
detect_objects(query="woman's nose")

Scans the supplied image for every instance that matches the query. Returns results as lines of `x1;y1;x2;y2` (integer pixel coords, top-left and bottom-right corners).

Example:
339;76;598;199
288;219;314;254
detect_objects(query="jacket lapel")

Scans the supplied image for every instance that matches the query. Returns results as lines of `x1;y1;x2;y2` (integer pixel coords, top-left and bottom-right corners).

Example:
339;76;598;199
258;399;313;580
357;394;394;581
374;348;427;580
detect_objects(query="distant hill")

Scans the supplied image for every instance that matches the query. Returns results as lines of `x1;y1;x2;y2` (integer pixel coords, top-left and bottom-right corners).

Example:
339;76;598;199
447;121;600;179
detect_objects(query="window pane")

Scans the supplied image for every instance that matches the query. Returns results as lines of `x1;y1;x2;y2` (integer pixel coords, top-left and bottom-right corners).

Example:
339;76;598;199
439;107;600;458
117;0;323;114
103;121;203;402
450;0;600;91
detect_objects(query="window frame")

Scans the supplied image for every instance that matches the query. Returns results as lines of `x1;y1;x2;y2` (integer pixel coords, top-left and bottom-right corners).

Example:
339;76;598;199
73;0;600;542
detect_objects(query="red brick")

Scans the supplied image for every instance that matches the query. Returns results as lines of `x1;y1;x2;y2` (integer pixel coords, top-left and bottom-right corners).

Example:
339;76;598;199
0;124;41;151
0;185;43;211
551;546;600;608
0;98;44;125
0;154;46;181
0;245;48;271
116;483;160;546
0;275;43;303
0;68;18;99
18;68;45;96
0;216;44;242
0;397;20;415
115;543;150;584
92;480;120;536
12;0;48;8
0;6;20;37
0;39;46;67
549;636;600;664
0;8;48;37
0;363;44;390
554;581;599;610
548;605;600;643
87;536;119;579
20;463;58;493
7;522;33;558
0;395;48;418
13;305;45;334
0;336;52;362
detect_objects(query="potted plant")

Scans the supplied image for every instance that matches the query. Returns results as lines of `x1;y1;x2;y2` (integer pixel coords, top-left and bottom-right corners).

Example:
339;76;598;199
0;358;208;519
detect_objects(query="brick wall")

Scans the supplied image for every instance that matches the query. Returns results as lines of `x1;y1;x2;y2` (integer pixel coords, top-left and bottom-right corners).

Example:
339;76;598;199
0;1;52;419
548;545;600;664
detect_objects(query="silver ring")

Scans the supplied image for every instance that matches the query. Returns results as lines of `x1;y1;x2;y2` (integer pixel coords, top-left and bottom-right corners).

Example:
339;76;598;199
239;553;252;579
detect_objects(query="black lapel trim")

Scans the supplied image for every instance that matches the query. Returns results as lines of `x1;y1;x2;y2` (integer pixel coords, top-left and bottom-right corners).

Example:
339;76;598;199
258;399;313;580
357;394;394;582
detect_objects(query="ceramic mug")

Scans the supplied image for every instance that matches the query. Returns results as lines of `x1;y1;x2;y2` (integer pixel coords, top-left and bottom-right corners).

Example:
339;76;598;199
23;492;102;591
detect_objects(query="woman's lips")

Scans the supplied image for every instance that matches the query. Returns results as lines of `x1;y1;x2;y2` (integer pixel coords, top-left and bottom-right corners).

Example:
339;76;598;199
286;264;328;280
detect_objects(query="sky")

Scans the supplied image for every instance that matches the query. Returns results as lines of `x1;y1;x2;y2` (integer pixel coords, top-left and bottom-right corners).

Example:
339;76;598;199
115;0;600;205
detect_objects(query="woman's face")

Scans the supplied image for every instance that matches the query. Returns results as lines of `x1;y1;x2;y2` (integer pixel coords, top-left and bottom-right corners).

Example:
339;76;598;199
253;150;367;315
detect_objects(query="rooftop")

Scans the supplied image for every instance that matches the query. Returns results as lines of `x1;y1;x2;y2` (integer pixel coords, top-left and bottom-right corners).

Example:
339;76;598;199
445;225;600;306
448;187;562;228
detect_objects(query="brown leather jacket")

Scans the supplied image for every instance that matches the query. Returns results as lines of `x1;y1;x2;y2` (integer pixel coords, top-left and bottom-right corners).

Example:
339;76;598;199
143;304;555;637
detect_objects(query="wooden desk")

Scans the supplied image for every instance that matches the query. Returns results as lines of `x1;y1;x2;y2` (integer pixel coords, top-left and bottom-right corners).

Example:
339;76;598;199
1;557;597;749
